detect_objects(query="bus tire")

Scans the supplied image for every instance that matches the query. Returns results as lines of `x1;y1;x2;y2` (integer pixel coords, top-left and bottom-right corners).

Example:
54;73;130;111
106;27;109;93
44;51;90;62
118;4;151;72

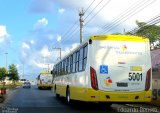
56;94;60;98
54;85;56;93
66;87;71;104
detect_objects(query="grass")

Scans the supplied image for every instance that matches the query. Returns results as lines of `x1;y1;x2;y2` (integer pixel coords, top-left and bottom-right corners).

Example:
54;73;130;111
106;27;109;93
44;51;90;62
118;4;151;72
0;82;23;89
0;85;16;89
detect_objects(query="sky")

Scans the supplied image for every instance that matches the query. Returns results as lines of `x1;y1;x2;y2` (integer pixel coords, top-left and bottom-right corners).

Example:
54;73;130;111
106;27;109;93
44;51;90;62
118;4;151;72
0;0;160;81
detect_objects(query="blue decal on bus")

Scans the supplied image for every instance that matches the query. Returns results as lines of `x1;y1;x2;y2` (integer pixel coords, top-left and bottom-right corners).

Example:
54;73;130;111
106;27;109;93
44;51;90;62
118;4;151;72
100;65;108;74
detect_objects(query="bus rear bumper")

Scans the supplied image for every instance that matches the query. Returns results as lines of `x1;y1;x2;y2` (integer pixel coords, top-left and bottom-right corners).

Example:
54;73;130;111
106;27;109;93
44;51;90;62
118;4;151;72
86;89;152;102
37;84;52;89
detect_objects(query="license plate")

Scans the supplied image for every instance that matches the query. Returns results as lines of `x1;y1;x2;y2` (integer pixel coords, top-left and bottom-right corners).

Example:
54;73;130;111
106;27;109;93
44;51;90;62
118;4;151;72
117;82;128;87
130;66;142;71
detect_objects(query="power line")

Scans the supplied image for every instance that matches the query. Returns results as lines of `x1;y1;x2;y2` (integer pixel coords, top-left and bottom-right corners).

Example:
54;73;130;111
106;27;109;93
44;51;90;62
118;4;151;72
53;0;97;48
68;0;149;41
82;0;112;39
60;21;79;41
98;0;147;32
61;0;96;44
84;0;104;20
54;25;79;48
128;14;160;34
63;27;79;44
100;0;156;34
84;0;112;26
84;0;95;13
84;0;147;37
55;0;111;46
130;14;160;33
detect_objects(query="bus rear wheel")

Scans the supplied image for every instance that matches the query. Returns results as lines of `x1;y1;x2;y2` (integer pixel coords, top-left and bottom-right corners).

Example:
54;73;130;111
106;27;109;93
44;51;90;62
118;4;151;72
56;94;60;98
66;88;70;104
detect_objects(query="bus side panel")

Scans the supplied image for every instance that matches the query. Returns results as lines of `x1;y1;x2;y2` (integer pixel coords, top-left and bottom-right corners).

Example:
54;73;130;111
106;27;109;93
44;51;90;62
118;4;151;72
70;44;90;101
70;86;86;101
54;77;66;97
70;71;89;100
56;84;66;97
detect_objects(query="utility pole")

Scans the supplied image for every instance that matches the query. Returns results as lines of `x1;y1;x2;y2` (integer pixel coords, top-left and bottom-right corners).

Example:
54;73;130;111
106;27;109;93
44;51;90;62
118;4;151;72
52;47;61;60
47;64;50;72
43;56;46;72
5;52;8;72
23;63;24;79
79;9;84;43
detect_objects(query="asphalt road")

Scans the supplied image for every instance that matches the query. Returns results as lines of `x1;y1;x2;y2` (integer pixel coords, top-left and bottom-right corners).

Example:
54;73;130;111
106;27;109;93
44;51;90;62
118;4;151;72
0;86;117;113
0;86;159;113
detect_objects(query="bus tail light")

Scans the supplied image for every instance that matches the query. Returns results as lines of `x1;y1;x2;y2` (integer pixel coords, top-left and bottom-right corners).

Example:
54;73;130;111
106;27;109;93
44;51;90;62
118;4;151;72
145;68;151;91
90;67;98;90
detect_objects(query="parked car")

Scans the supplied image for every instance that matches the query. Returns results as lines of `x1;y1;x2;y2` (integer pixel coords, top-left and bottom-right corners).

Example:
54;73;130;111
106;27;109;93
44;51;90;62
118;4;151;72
23;82;31;88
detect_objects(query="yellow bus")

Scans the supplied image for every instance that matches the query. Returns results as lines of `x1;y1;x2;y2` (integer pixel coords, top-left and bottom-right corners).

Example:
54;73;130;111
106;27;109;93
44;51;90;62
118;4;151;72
52;35;152;106
37;72;53;90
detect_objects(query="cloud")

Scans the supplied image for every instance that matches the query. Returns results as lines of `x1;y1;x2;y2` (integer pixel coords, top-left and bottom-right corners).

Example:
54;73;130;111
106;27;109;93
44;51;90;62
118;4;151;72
30;40;34;44
33;18;48;30
48;34;54;40
29;0;55;13
57;35;61;42
22;42;30;49
40;45;51;57
55;0;160;36
54;0;91;10
30;60;45;68
62;43;79;57
23;0;160;79
70;43;79;51
58;8;65;14
0;25;11;52
21;51;27;57
16;64;20;69
20;44;56;71
19;18;60;76
0;25;9;42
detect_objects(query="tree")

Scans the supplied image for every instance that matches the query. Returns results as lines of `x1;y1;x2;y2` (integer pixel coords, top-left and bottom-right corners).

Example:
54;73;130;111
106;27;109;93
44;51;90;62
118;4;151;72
8;64;19;85
0;67;7;82
126;20;160;45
